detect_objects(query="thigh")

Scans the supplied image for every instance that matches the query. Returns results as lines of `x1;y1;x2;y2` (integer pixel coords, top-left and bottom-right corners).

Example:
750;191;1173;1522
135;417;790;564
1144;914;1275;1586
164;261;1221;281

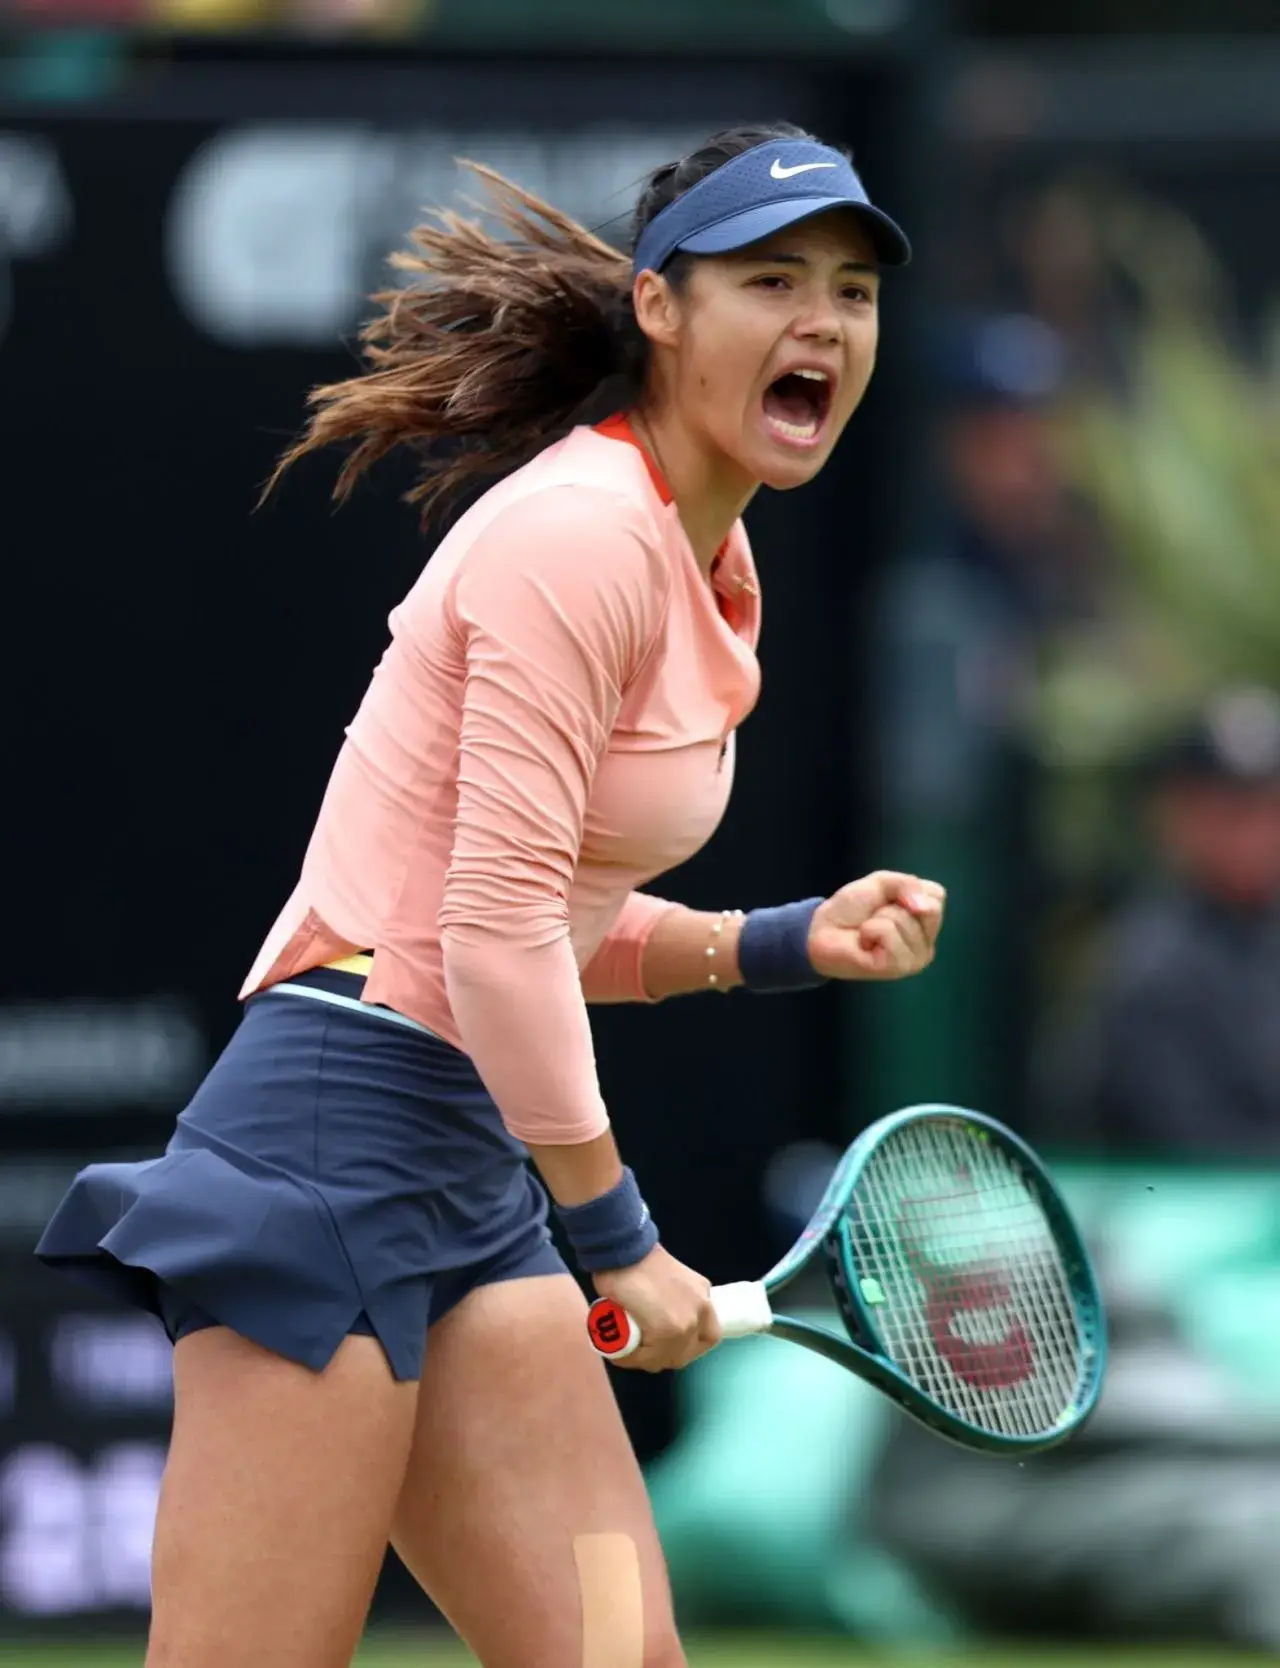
391;1273;685;1668
148;1327;419;1668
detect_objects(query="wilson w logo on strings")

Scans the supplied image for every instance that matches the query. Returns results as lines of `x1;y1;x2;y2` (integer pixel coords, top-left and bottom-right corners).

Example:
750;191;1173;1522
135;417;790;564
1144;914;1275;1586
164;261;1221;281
894;1172;1036;1391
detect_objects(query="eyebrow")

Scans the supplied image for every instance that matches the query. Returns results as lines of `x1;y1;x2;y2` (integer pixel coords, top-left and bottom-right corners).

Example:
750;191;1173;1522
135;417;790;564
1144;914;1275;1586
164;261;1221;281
733;252;880;275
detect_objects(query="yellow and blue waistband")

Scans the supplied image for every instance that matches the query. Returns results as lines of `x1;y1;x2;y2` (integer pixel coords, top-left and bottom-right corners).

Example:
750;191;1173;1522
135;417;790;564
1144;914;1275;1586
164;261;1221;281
260;954;443;1045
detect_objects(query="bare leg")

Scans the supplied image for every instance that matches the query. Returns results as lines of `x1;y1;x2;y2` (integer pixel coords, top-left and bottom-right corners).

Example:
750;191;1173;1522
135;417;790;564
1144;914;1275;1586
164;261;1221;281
392;1273;685;1668
146;1328;419;1668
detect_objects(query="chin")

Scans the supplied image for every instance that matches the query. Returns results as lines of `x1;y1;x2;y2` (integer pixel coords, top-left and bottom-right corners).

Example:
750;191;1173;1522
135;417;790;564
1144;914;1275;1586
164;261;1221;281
751;449;832;491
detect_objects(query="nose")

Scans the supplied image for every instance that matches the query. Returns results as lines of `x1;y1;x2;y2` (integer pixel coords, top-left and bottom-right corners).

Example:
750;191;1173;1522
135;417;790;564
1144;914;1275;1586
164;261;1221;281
791;288;842;345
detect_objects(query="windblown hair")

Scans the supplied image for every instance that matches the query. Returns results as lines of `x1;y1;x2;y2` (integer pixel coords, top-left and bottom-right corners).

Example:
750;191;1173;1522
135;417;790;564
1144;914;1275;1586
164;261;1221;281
265;122;823;521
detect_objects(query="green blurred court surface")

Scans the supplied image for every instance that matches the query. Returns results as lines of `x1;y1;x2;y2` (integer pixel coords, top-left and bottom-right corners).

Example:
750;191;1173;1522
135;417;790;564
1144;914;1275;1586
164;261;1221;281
0;1638;1268;1667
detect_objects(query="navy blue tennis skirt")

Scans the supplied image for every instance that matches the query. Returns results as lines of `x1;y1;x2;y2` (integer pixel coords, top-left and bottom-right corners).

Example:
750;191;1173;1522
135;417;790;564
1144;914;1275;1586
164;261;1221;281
35;968;567;1381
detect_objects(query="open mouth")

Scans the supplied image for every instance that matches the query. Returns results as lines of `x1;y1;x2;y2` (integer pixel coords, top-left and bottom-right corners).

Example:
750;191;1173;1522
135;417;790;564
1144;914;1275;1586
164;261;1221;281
761;369;833;449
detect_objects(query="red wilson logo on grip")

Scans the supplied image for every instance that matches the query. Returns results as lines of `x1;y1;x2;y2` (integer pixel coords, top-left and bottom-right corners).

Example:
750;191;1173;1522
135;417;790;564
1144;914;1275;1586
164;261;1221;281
897;1173;1035;1391
587;1300;633;1356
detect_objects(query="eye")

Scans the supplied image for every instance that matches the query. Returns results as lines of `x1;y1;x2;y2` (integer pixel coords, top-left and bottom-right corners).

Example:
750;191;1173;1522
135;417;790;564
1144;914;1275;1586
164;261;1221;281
842;283;876;304
748;273;792;290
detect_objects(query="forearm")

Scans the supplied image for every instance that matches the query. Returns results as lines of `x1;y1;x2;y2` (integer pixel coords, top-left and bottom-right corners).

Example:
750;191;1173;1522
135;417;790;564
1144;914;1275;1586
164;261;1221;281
528;1129;658;1272
442;928;610;1144
526;1128;624;1206
637;904;744;999
581;896;746;1003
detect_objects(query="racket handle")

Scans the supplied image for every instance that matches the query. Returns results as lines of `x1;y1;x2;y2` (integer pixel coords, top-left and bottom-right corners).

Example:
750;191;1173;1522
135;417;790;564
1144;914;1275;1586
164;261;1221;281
587;1281;773;1361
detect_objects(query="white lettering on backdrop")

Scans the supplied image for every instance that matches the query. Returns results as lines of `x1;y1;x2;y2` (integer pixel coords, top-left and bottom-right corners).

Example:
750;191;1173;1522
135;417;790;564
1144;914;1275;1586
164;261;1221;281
165;125;703;346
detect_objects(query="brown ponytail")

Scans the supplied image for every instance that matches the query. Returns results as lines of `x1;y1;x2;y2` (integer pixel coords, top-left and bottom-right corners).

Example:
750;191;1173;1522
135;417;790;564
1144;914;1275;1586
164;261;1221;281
266;122;826;522
264;162;644;521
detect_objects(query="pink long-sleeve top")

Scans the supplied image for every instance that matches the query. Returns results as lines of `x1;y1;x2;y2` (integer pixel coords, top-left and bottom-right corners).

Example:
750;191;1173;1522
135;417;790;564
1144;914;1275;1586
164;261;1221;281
240;415;762;1143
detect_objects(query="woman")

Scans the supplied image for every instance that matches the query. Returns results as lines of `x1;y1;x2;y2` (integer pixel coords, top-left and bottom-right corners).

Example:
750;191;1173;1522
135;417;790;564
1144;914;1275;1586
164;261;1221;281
38;122;944;1668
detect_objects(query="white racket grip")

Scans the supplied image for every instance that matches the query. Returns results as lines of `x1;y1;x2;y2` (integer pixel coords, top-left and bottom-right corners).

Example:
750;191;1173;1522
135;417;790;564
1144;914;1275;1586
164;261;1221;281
711;1280;774;1337
586;1281;772;1362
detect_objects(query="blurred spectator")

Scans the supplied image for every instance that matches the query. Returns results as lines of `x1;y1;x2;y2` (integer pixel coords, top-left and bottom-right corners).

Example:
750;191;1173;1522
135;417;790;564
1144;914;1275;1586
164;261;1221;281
1039;687;1280;1156
872;311;1105;1124
936;309;1102;633
1008;182;1126;388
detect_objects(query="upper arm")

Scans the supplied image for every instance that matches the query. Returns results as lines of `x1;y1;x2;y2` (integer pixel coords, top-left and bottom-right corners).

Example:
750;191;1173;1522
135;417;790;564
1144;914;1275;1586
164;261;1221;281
438;488;668;937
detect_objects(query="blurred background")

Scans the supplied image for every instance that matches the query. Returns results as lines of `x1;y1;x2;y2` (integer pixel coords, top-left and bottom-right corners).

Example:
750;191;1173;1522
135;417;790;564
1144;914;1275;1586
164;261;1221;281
4;0;1280;1662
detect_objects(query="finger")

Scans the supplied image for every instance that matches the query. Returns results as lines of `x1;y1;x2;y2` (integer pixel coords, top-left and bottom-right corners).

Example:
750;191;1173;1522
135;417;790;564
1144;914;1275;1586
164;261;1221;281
903;876;946;902
860;903;927;953
637;1336;704;1373
856;932;893;970
608;1349;653;1373
675;1320;720;1370
851;927;898;975
617;1304;713;1374
617;1341;679;1374
675;1302;720;1368
897;878;946;921
598;1314;677;1375
863;870;923;911
903;896;945;948
859;907;930;971
674;1339;717;1370
895;898;941;953
888;911;932;968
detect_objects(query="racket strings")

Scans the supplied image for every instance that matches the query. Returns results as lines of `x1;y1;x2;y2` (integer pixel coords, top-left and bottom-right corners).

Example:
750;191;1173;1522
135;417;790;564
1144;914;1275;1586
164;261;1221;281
848;1123;1085;1439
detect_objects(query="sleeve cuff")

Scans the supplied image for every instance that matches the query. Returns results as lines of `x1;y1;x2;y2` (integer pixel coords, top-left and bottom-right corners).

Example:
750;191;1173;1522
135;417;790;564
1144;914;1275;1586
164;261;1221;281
580;893;680;1004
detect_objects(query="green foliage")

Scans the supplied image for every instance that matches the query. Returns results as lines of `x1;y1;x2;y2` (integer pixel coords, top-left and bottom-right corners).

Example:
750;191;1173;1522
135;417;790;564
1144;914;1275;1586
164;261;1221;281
1035;184;1280;778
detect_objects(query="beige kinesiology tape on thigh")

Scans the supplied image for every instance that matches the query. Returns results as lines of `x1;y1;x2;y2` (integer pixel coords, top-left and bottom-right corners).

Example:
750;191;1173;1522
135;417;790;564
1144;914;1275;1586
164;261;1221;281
573;1533;645;1668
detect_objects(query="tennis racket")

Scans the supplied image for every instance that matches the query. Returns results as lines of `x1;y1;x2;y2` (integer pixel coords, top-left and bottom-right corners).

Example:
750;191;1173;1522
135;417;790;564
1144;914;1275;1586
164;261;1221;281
587;1104;1106;1455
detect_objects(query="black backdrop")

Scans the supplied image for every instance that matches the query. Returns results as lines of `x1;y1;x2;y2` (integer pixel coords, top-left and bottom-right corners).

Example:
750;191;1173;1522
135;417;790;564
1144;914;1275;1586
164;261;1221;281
0;41;925;1629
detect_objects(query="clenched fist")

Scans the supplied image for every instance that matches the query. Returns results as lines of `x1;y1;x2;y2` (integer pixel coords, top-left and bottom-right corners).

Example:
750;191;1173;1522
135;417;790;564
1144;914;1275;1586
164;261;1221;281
592;1245;720;1373
807;870;946;982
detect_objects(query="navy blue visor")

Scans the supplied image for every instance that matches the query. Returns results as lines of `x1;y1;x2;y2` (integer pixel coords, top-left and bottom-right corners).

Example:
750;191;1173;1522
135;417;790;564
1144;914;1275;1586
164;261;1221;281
632;139;911;278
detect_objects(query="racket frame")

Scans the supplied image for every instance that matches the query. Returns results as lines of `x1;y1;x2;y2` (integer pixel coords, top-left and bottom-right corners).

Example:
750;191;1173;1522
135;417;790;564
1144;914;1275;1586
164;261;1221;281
759;1104;1108;1454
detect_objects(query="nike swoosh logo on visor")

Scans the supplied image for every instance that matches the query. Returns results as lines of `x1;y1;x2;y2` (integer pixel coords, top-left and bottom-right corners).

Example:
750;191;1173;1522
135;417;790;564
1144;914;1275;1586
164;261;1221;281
770;160;839;180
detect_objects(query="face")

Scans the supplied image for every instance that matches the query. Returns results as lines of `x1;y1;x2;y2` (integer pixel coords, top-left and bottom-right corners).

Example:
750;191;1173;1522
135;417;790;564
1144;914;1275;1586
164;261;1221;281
634;210;882;491
1156;779;1280;908
943;405;1066;546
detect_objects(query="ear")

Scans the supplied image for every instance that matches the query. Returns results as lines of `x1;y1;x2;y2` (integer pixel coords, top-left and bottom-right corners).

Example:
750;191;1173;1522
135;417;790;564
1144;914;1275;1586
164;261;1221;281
632;269;683;351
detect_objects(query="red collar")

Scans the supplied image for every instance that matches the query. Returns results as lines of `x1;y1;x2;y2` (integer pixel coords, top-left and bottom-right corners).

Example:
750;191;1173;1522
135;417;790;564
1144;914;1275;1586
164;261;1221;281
594;412;673;506
594;412;732;573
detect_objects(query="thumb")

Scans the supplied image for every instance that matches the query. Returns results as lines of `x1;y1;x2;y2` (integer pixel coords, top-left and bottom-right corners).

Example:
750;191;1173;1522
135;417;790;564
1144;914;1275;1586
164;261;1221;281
857;919;893;961
697;1298;722;1347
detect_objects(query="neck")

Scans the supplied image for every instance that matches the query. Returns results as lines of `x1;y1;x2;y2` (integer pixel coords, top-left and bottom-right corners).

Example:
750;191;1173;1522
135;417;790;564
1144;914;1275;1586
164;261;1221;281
632;402;757;576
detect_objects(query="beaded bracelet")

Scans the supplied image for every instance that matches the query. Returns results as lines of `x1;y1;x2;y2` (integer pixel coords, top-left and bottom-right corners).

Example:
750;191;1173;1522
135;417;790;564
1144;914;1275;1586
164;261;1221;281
704;908;745;991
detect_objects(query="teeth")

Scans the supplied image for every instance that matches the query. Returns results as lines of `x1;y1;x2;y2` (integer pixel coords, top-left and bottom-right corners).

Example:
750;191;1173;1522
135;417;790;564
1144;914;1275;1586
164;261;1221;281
767;416;819;441
794;369;829;382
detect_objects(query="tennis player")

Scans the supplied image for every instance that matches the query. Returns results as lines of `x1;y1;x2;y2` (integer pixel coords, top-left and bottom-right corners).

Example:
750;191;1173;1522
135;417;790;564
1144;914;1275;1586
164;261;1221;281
38;123;944;1668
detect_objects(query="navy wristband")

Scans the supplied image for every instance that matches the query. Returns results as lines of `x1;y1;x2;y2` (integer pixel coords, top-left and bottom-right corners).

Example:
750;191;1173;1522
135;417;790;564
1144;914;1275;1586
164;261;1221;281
736;897;828;993
554;1166;659;1273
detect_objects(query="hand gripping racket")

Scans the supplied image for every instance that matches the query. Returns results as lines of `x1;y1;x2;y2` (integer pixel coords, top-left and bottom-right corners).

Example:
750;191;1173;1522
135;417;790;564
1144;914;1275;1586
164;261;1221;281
587;1105;1106;1455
